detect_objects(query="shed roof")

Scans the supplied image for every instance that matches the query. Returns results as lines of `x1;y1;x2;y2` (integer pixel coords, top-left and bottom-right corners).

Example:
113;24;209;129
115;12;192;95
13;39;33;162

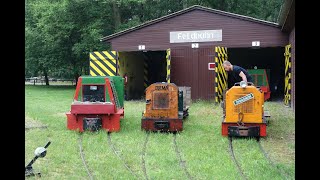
278;0;295;32
100;5;280;42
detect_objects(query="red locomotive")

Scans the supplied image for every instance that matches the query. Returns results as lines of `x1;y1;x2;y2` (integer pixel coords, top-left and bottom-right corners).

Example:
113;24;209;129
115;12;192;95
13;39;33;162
66;76;124;132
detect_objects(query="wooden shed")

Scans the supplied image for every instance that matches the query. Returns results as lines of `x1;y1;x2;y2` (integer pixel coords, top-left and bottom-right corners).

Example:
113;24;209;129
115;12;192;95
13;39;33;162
98;5;292;104
278;0;295;110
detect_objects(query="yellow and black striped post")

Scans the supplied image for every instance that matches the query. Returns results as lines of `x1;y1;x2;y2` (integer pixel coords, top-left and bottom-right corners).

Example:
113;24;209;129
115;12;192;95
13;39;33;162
89;51;119;76
215;46;228;103
284;44;291;107
166;48;171;83
144;58;149;89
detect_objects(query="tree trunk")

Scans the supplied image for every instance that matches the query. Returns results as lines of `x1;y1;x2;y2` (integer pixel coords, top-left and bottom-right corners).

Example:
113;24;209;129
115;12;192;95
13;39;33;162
43;69;49;86
112;1;121;30
74;73;80;87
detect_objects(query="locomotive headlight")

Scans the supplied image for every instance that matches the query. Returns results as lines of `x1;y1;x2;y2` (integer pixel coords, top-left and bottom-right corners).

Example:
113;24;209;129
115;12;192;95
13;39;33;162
240;81;247;88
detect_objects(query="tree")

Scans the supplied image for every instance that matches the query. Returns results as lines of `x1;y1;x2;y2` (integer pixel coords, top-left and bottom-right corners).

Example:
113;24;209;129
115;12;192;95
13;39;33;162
25;0;284;87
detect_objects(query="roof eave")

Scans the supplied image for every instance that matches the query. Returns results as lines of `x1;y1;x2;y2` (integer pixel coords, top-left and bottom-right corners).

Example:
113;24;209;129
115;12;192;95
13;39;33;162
278;0;295;32
100;5;281;42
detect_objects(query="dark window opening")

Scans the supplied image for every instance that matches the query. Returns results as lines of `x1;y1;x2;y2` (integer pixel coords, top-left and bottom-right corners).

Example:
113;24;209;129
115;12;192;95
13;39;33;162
82;85;105;102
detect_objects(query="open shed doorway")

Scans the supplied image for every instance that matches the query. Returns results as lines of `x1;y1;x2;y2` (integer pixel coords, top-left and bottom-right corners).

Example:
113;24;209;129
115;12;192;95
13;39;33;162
227;47;285;101
118;50;167;100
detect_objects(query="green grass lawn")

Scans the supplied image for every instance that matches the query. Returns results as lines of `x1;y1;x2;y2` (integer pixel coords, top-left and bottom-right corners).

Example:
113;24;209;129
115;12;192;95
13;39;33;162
25;85;295;179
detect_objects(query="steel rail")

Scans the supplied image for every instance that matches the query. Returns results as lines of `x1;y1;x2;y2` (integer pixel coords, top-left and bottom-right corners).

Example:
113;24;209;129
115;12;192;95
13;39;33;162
107;132;139;179
228;136;248;180
78;134;94;180
173;133;193;180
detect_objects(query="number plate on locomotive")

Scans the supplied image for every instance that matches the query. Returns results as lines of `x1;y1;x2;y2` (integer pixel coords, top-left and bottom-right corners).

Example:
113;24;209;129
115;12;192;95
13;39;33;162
233;93;254;105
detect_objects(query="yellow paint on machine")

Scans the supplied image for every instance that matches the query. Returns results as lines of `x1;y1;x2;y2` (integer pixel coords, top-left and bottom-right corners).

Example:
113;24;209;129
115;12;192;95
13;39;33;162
225;85;264;123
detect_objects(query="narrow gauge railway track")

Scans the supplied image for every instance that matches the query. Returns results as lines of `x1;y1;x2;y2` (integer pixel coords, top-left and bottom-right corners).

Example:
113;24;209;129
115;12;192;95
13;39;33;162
78;134;94;180
229;137;292;180
78;133;140;180
141;132;191;180
173;133;193;180
228;137;248;180
141;132;150;180
257;139;292;179
107;132;140;179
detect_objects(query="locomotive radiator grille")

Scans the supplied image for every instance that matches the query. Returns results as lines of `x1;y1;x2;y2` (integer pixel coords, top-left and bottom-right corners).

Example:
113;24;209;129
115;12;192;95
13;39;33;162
233;95;254;113
153;92;169;109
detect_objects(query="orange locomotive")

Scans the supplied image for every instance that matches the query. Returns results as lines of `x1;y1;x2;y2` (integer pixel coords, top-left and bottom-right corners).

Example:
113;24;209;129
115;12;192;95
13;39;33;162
221;81;270;137
141;82;190;132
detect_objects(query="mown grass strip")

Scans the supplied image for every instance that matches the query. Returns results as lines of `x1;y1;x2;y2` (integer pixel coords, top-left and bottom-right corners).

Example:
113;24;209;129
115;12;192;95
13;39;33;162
25;85;295;179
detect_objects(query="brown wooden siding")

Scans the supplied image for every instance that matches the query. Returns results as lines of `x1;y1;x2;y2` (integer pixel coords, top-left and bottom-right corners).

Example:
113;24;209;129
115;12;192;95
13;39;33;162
198;47;215;99
171;46;215;100
108;9;288;52
171;47;194;96
105;8;290;100
289;27;295;111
